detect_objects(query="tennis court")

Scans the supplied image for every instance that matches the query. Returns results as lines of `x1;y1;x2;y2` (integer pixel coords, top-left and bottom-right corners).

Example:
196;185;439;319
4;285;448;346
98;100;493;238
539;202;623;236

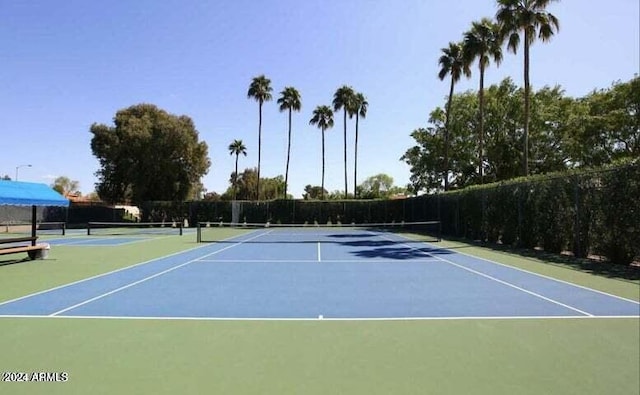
0;224;638;395
1;225;637;319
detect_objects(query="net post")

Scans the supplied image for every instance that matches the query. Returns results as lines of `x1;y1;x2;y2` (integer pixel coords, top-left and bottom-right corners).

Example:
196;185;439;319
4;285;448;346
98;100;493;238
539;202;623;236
62;222;66;236
179;221;183;236
196;222;201;243
87;222;91;236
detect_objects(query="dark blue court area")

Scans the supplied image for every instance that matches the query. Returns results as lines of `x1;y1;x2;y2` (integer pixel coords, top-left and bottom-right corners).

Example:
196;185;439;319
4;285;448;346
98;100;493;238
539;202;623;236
0;229;638;320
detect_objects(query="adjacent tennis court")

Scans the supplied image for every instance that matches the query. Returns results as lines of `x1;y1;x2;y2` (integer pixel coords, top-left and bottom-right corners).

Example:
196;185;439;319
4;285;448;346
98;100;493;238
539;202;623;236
0;224;638;394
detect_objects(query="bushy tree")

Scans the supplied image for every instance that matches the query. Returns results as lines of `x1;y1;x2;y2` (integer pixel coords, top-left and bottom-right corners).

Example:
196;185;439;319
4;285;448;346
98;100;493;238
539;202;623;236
90;104;210;205
303;185;328;200
51;176;80;196
403;77;639;194
222;168;285;200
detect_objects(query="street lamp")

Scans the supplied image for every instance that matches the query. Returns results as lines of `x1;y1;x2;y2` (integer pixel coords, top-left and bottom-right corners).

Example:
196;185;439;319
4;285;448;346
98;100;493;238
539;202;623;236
15;164;32;181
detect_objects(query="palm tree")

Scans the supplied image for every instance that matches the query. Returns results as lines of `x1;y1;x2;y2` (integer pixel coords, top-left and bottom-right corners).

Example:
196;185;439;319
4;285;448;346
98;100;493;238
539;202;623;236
463;18;503;184
247;75;273;200
228;139;247;200
438;42;471;190
277;86;302;199
309;105;334;200
352;92;368;197
333;85;356;198
496;0;559;176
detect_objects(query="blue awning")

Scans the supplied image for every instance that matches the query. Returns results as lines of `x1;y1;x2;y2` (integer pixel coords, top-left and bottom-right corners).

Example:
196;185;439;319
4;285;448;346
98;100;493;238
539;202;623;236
0;180;70;207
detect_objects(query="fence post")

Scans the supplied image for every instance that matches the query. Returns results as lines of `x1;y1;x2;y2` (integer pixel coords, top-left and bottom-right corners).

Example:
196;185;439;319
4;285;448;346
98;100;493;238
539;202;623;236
517;187;523;247
573;175;581;257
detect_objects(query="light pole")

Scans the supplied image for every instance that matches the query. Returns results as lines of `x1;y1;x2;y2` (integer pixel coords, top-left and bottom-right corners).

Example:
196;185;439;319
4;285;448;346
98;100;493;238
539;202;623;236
15;164;32;181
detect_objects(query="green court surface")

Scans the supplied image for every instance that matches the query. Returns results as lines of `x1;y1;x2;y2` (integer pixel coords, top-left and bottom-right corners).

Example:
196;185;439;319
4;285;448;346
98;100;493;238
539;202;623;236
0;231;638;394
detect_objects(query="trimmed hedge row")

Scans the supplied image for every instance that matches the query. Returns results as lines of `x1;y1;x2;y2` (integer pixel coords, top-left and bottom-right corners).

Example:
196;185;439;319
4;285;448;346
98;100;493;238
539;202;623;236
424;161;639;265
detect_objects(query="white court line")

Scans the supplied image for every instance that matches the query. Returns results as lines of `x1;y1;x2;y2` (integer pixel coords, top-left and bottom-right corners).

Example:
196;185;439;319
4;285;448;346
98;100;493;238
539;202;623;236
195;258;441;263
379;235;594;317
317;242;321;262
415;238;640;306
0;230;263;308
393;234;640;306
0;314;637;321
48;230;274;316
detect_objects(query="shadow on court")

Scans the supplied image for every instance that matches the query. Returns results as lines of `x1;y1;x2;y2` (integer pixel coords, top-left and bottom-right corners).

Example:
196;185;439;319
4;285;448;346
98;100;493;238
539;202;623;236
351;246;454;260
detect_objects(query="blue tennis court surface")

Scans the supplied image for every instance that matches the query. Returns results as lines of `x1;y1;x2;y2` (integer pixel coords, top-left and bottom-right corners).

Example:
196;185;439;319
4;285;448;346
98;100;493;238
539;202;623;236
0;229;638;320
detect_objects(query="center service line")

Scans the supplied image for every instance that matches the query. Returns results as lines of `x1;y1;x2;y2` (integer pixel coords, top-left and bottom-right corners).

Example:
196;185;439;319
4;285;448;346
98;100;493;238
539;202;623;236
48;230;274;317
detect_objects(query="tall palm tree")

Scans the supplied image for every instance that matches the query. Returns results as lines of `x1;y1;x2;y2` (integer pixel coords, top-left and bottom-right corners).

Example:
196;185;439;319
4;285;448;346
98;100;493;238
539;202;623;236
309;105;334;200
277;86;302;199
333;85;356;198
352;92;368;197
228;139;247;200
463;18;503;184
247;75;273;200
438;42;471;190
496;0;559;176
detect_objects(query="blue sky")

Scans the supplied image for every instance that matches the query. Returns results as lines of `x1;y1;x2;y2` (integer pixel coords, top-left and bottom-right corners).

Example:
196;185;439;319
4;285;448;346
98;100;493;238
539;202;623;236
1;0;638;198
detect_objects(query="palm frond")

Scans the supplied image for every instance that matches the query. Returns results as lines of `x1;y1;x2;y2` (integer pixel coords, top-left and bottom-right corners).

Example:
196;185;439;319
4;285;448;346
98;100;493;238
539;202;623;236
247;75;273;103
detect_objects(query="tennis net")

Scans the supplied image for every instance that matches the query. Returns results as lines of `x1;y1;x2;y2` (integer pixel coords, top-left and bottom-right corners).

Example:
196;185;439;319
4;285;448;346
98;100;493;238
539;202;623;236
1;221;66;236
87;221;183;236
196;221;441;243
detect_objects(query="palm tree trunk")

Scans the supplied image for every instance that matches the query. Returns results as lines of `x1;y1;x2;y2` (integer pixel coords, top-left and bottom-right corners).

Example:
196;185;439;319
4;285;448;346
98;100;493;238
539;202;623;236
523;35;530;177
354;113;359;198
234;154;239;200
284;109;292;199
257;100;263;200
479;62;485;184
343;110;348;198
444;77;455;191
321;128;326;200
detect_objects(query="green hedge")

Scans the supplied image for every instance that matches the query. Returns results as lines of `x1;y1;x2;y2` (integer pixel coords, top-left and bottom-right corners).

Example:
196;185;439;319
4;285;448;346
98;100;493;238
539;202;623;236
425;161;639;265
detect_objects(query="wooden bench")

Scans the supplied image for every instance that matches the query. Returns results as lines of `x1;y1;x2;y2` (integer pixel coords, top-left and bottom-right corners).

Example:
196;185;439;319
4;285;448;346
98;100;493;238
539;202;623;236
0;237;49;260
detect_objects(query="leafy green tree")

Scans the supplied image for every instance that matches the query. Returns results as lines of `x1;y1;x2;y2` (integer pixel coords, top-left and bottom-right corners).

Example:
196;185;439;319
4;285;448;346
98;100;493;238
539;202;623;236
223;168;285;201
404;76;639;193
51;176;80;196
352;92;368;197
247;75;273;200
226;167;257;200
261;175;287;200
90;104;210;204
463;18;503;183
303;185;328;200
309;105;334;200
333;85;356;198
578;77;640;165
202;191;221;201
483;78;525;181
358;173;396;199
228;139;247;200
438;42;471;190
277;86;302;199
496;0;560;176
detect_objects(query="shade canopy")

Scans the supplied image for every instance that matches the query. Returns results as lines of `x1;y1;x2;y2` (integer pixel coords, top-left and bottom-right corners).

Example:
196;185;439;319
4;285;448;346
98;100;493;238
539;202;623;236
0;180;70;207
